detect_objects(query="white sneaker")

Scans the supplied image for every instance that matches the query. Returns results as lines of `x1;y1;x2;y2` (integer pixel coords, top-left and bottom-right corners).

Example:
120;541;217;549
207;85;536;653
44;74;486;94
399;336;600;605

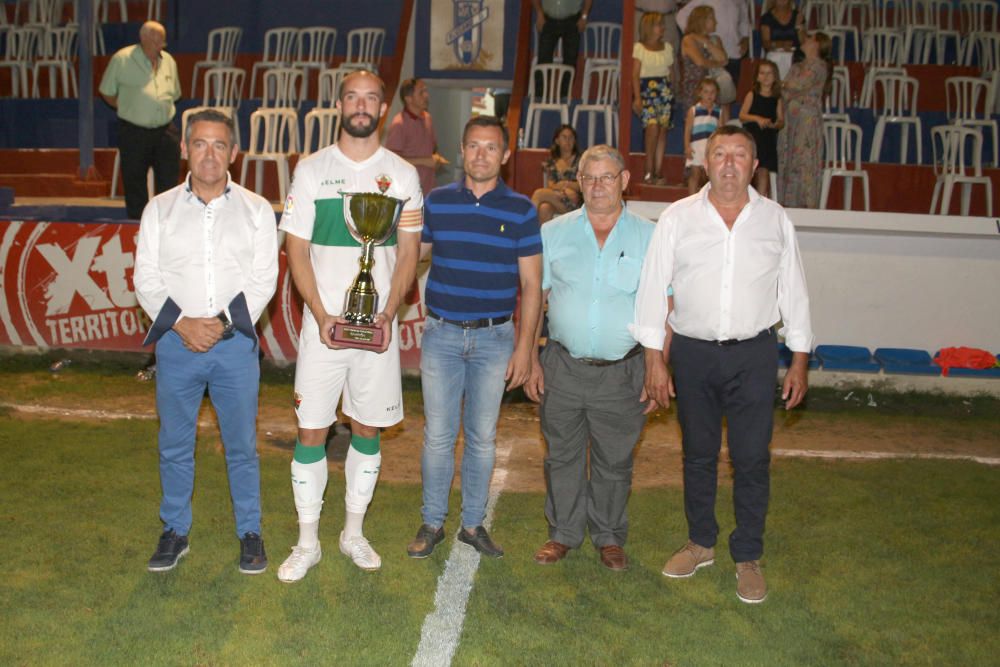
339;531;381;571
277;544;322;583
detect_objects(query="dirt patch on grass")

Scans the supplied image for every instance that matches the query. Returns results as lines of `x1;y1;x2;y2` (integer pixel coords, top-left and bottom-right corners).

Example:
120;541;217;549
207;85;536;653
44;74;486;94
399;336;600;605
6;391;997;494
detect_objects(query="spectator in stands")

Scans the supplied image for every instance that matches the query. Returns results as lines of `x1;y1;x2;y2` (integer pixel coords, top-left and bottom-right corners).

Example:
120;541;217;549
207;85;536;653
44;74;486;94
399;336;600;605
635;125;813;605
760;0;805;78
677;0;750;87
684;77;729;194
533;0;593;97
739;60;784;197
678;6;728;113
99;21;180;219
134;109;279;575
779;32;831;208
632;11;675;185
635;1;682;84
760;0;804;53
525;144;653;573
385;78;449;197
532;124;582;223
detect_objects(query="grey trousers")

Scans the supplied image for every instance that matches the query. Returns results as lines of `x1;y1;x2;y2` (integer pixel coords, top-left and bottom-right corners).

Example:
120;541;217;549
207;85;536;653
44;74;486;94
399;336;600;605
539;342;647;549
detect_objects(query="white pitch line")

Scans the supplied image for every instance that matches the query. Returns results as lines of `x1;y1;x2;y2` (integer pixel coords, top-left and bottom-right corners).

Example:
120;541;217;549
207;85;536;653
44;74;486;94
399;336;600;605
773;448;1000;466
411;437;515;667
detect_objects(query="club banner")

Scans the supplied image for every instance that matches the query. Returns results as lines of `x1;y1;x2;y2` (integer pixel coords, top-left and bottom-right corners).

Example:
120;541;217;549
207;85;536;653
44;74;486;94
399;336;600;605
0;219;428;369
416;0;519;79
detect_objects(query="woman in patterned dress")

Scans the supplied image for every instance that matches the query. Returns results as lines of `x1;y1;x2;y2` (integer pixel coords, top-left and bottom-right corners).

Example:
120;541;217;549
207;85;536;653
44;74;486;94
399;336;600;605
632;11;676;184
531;124;581;223
779;32;831;208
678;5;728;113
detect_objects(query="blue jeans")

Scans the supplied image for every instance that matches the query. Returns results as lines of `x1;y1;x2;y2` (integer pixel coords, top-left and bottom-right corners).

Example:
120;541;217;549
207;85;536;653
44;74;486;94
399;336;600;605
420;316;514;528
155;331;262;538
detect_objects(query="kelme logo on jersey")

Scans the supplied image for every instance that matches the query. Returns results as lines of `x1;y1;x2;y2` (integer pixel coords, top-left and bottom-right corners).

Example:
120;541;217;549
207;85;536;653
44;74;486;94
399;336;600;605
375;174;392;193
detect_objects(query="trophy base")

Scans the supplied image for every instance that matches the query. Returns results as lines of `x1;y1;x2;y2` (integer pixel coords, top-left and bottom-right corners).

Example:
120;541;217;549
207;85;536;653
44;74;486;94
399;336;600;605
331;322;385;351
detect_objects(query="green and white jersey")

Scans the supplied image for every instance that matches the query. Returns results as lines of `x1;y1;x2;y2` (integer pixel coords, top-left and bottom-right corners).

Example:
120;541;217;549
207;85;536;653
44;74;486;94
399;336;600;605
279;144;424;318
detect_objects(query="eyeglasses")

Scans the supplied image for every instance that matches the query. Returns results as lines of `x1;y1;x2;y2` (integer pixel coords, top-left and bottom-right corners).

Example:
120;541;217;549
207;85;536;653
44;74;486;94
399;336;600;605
578;171;623;186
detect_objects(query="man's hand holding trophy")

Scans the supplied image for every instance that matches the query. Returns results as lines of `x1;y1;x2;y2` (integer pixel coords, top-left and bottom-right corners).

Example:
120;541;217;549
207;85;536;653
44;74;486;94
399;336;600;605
328;191;408;352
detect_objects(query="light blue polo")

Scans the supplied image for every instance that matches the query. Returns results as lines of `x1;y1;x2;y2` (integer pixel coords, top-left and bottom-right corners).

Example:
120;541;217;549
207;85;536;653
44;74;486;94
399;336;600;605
542;205;654;360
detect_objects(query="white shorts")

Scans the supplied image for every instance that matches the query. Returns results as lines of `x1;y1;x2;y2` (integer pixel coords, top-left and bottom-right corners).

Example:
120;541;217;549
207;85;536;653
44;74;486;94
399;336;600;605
293;312;404;429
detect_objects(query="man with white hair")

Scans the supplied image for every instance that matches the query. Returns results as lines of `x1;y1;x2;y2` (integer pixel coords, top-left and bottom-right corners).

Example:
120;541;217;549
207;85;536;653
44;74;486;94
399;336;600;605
100;21;181;219
525;144;654;572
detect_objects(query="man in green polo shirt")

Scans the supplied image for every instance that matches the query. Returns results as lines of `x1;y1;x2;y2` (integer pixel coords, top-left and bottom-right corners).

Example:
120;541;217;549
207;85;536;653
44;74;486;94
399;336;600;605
100;21;181;219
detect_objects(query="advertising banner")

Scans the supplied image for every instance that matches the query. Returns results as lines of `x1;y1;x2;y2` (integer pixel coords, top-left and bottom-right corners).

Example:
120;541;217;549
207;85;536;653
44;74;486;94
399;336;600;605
0;219;428;369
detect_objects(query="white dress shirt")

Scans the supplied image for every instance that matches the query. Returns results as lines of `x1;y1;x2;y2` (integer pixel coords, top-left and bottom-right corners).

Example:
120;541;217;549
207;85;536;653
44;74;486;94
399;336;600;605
632;185;814;353
676;0;750;59
134;174;279;325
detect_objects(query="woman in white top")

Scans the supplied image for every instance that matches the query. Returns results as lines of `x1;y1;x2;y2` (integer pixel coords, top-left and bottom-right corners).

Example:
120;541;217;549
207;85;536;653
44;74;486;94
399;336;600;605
632;11;675;185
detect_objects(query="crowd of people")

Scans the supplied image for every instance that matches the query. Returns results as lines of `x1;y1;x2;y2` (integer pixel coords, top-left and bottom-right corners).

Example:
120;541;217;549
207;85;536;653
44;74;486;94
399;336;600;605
527;0;832;209
119;7;817;607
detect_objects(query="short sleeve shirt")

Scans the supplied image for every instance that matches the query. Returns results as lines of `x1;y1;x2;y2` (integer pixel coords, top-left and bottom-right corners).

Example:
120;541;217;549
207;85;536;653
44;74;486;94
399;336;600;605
99;45;180;127
278;145;423;319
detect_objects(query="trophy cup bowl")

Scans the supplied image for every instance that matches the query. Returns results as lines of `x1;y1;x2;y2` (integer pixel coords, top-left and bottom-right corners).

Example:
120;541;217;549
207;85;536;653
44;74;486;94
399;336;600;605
331;191;408;350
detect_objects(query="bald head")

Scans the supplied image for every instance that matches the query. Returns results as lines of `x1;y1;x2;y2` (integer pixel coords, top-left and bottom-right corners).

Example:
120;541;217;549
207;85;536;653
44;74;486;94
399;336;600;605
338;69;385;103
139;21;166;58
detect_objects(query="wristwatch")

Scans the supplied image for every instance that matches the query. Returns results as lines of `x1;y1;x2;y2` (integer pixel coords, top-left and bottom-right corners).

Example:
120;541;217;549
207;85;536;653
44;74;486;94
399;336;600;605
216;311;235;339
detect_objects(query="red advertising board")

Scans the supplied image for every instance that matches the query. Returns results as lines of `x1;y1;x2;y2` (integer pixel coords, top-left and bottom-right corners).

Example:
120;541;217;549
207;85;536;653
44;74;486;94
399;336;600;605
0;218;427;368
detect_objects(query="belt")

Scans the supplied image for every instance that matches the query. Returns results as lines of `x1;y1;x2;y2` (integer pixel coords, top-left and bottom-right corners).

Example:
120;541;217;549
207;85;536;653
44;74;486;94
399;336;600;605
557;341;643;367
427;309;511;330
713;327;774;346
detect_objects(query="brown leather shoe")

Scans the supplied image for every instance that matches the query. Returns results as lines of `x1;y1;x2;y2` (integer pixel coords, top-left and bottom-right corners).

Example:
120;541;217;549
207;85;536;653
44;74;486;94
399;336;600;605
599;544;629;571
533;540;570;564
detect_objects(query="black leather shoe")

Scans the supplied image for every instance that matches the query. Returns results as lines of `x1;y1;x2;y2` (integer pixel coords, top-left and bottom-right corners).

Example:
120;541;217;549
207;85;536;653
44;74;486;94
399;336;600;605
407;524;445;558
457;526;503;558
239;532;268;574
148;529;189;572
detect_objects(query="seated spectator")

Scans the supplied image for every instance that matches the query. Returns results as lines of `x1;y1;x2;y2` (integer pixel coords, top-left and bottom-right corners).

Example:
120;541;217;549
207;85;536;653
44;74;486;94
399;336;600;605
531;124;582;223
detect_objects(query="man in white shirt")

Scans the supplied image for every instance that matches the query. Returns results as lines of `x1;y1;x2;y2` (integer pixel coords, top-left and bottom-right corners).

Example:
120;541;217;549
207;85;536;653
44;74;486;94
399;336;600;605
677;0;750;85
633;126;812;604
134;109;279;574
276;70;423;581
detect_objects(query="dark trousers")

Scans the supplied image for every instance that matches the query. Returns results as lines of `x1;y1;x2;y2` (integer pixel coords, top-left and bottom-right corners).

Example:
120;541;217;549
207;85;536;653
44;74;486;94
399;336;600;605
118;119;180;219
537;12;581;98
539;342;647;549
726;57;743;88
670;330;777;562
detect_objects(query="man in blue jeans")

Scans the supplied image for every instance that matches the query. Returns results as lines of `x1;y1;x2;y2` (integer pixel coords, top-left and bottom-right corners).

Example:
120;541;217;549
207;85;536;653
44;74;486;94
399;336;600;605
134;109;279;573
407;115;542;559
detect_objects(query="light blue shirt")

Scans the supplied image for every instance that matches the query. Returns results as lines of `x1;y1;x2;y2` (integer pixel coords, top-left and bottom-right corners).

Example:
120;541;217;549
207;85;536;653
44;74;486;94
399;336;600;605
542;205;654;360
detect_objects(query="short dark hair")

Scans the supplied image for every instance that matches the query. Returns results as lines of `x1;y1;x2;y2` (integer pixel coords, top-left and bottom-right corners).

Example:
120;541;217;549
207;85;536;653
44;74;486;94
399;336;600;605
462;115;508;150
706;125;757;161
399;78;420;104
185;108;237;147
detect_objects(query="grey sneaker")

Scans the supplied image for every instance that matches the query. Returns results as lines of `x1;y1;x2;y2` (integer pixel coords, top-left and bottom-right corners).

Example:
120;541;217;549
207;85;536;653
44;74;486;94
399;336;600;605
736;560;767;603
661;540;715;578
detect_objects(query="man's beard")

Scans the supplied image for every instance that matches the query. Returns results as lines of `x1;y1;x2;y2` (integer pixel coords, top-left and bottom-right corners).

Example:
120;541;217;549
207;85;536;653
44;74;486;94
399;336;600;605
342;112;378;138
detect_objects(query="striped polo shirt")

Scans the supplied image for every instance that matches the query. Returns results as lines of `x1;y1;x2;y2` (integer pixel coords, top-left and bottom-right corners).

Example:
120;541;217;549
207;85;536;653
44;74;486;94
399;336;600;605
422;179;542;320
691;103;722;143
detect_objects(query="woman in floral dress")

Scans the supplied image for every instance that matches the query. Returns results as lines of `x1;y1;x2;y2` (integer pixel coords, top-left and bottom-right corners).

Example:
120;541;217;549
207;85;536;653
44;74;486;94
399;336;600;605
779;32;831;208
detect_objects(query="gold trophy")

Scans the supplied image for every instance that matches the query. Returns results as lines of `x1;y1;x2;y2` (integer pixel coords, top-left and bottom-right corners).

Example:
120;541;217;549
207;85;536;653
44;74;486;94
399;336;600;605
331;191;408;350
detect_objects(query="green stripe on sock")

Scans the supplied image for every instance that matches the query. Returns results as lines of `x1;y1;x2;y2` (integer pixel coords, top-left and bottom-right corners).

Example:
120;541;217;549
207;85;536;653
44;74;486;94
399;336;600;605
293;439;327;464
350;433;380;455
